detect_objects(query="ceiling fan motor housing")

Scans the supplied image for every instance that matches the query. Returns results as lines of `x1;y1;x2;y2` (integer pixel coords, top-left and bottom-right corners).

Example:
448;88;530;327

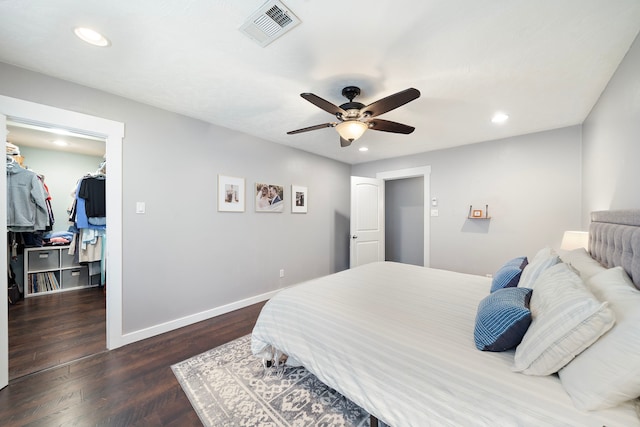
341;86;361;101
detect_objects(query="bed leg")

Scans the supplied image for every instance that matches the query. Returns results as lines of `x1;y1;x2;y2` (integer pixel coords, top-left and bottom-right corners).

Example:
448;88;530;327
370;414;379;427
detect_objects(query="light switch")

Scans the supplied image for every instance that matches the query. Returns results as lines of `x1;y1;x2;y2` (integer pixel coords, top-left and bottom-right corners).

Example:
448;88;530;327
136;202;146;214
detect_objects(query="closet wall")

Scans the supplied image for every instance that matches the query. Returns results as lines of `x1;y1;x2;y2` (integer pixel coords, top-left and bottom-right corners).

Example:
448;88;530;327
18;146;104;234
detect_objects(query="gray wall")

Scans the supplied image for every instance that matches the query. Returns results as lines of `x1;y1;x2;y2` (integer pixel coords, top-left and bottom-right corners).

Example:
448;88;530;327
352;126;583;276
18;146;104;233
0;62;351;335
582;32;640;225
385;177;424;266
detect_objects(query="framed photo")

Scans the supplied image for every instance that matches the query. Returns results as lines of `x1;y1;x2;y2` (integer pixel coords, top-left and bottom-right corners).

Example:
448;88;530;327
255;182;284;212
472;209;483;218
218;175;245;212
291;185;308;213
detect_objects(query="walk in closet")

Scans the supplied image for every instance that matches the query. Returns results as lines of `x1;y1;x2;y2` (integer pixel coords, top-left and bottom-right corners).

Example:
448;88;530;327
6;122;107;379
6;128;106;296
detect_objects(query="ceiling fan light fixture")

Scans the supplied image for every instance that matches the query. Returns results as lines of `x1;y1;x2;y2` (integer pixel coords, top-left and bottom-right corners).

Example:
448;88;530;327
336;121;368;142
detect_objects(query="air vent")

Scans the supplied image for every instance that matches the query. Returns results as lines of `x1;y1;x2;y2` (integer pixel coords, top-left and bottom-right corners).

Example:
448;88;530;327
240;0;301;47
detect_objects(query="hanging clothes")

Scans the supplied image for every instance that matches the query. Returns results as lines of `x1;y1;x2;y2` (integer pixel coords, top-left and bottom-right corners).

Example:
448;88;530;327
6;157;51;232
79;175;106;219
68;167;107;285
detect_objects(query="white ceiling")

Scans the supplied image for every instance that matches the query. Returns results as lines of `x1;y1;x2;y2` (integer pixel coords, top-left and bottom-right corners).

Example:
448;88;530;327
1;0;639;165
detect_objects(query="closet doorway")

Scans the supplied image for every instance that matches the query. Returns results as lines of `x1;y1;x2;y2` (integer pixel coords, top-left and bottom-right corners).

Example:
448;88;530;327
385;176;425;266
376;166;431;268
7;123;106;379
0;95;124;389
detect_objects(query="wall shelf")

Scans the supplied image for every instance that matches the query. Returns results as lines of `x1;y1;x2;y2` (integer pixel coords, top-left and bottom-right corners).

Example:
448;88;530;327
468;204;491;219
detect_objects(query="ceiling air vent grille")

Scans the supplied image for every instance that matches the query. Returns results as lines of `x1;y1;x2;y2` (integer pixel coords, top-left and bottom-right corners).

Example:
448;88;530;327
240;1;301;47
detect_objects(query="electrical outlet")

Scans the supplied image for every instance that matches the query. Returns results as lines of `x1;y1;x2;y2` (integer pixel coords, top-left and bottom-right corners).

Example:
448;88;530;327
279;269;285;278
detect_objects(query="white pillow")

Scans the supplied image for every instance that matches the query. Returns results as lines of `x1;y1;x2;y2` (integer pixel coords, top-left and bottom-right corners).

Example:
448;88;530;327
518;248;560;289
532;246;555;262
559;266;640;410
560;248;607;281
513;263;615;375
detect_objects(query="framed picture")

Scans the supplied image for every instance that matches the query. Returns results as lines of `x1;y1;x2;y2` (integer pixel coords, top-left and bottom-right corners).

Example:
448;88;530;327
255;182;284;212
291;185;308;213
472;209;483;218
218;175;245;212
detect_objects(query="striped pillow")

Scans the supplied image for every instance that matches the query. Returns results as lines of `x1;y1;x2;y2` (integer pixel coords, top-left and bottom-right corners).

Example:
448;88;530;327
518;251;560;289
491;256;528;292
513;263;615;375
475;287;533;352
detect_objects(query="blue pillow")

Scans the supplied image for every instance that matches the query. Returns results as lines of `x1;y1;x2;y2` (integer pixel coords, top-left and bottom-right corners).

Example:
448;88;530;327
474;287;533;352
490;256;528;292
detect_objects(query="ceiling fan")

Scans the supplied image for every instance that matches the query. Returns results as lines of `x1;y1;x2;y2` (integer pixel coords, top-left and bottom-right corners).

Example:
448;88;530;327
287;86;421;147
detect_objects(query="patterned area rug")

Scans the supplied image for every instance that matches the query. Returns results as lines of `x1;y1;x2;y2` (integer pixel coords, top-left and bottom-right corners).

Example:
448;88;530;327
171;334;372;427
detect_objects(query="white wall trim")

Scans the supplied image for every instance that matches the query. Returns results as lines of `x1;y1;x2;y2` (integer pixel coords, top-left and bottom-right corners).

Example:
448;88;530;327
119;291;277;346
376;166;431;267
0;95;125;350
0;113;7;389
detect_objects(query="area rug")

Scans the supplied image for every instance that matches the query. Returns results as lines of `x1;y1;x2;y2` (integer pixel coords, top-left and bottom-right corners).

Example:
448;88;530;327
171;334;371;427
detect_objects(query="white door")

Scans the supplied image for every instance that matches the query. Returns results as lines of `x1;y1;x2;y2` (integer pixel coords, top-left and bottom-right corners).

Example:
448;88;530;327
1;114;8;389
350;176;384;268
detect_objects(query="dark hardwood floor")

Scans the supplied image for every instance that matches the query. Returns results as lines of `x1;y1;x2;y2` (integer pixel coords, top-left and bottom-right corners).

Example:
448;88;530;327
9;287;106;380
1;289;266;426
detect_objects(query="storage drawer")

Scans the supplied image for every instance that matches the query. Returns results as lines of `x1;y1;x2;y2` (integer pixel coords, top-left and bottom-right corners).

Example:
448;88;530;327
62;267;89;289
27;249;60;271
60;248;80;268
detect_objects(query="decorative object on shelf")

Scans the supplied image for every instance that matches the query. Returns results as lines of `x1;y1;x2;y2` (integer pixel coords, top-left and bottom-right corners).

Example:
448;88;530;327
218;175;245;212
255;182;284;212
291;185;308;213
560;231;589;251
468;204;491;219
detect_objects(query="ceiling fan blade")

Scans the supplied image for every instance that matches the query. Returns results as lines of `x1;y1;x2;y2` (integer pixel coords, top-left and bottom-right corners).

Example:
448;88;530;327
301;93;347;117
368;119;415;134
340;137;352;147
363;88;420;118
287;123;336;135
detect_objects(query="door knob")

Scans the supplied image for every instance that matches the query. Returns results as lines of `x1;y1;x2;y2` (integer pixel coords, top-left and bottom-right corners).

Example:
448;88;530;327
352;235;358;239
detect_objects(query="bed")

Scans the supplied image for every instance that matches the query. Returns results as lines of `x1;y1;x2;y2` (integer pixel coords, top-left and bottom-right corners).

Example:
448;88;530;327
251;210;640;426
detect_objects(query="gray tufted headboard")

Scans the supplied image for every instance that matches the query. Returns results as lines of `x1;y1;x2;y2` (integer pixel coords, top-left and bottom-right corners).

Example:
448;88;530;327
589;209;640;290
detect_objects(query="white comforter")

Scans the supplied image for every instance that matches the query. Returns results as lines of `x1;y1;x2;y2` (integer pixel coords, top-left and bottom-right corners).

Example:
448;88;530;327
251;262;639;427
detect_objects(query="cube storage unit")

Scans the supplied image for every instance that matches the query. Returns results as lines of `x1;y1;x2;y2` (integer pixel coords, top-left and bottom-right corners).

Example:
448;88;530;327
24;245;93;297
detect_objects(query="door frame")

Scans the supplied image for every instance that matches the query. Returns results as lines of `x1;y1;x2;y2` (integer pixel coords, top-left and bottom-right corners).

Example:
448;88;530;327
0;95;125;387
376;166;431;267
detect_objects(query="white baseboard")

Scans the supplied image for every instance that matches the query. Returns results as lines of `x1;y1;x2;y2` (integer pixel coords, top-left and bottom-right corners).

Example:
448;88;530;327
116;290;279;348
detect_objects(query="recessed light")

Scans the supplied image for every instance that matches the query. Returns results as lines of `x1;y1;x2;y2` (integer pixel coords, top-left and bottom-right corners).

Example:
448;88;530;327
359;147;369;152
74;27;110;47
491;112;509;124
